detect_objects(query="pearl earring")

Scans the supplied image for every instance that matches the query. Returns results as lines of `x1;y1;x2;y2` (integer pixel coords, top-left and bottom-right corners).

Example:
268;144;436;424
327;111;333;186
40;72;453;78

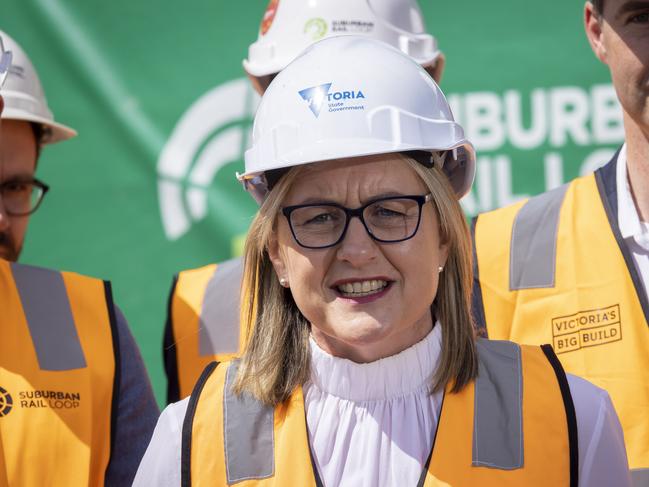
438;266;444;273
279;277;288;287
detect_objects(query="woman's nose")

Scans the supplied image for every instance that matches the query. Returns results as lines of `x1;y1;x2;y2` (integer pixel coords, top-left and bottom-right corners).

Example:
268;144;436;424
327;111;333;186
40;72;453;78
335;217;377;266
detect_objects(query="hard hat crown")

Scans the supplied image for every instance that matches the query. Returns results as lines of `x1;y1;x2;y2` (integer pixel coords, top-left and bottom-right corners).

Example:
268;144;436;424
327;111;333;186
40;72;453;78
0;30;76;144
244;0;439;78
240;36;475;203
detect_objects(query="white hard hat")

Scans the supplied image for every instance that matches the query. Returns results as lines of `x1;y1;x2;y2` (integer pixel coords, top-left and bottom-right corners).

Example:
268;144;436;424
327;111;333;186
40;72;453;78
239;36;475;203
244;0;442;91
0;30;76;145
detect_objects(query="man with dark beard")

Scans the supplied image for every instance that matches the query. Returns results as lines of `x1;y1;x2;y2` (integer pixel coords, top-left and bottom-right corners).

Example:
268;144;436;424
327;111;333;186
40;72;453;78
0;31;159;486
0;30;76;262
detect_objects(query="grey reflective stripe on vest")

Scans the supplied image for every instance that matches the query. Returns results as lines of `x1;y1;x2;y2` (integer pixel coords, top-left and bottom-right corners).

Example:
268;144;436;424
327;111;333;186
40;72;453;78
510;184;569;290
10;263;87;371
199;257;244;356
473;339;523;469
631;468;649;487
223;361;274;483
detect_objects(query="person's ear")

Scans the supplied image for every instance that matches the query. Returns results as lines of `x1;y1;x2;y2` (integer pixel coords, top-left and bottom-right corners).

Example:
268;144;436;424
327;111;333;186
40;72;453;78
585;2;608;64
424;53;446;85
267;232;289;286
245;71;276;97
438;240;450;273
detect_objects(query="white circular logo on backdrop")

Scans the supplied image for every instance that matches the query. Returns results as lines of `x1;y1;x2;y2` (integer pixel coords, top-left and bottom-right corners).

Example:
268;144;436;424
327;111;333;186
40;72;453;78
157;78;260;240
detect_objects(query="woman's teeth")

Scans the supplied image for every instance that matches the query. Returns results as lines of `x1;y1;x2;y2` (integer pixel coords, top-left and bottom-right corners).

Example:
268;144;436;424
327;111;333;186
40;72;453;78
337;280;388;297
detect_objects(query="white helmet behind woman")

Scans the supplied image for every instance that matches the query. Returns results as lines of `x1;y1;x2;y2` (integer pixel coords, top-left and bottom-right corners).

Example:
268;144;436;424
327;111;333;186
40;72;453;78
243;0;444;92
239;36;474;203
0;30;76;144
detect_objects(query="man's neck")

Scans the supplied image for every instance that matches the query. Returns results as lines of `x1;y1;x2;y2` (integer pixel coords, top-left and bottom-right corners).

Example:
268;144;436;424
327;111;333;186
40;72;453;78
623;114;649;223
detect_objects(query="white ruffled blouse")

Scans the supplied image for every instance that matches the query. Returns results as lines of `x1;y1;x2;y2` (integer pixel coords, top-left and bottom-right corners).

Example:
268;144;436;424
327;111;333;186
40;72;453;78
304;324;444;486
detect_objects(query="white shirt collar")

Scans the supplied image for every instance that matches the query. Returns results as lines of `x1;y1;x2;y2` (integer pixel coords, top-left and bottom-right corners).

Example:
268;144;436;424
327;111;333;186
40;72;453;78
308;323;442;402
616;145;649;250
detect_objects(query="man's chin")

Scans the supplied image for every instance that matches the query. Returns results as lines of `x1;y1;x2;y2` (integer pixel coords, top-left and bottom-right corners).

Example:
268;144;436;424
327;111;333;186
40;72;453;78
0;246;20;262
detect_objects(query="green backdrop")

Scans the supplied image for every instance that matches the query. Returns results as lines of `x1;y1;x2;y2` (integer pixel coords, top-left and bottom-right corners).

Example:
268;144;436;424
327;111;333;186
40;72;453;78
3;0;621;405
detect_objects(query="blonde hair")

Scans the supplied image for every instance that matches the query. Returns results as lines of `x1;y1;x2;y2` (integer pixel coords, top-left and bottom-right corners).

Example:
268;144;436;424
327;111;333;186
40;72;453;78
233;154;478;405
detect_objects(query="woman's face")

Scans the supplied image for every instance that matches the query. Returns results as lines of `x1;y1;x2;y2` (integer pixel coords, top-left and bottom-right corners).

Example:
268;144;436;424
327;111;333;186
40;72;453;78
268;155;449;363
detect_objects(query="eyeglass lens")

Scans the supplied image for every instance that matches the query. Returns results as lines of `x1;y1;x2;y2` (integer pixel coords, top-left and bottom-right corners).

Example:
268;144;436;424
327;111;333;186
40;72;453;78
0;181;47;216
288;197;423;248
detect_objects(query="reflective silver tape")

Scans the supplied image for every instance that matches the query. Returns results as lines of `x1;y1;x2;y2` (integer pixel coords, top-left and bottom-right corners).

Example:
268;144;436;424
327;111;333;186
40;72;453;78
510;184;569;290
473;339;523;470
223;361;274;483
199;257;244;356
631;468;649;487
10;263;87;371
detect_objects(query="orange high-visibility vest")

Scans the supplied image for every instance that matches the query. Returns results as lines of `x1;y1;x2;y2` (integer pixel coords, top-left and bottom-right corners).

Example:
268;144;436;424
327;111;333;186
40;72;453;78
0;259;117;486
164;258;247;403
182;340;577;486
472;157;649;479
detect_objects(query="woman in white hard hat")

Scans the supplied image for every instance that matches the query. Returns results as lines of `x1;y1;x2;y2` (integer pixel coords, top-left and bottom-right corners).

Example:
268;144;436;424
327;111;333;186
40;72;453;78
136;37;630;486
164;0;448;406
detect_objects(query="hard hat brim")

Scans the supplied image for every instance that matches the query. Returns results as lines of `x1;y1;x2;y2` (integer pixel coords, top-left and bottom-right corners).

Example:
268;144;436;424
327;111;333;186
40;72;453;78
243;50;442;80
240;139;476;202
2;108;77;144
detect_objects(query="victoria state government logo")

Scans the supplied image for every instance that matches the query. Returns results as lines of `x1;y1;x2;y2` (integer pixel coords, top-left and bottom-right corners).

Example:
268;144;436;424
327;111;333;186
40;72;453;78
0;387;13;417
298;83;366;118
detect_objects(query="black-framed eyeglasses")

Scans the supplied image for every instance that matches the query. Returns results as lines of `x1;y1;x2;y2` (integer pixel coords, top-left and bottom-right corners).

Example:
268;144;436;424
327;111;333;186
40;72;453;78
282;194;432;249
0;178;50;216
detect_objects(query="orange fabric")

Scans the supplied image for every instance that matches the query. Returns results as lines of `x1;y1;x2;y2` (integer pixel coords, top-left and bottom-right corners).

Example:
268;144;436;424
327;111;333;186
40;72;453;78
171;263;252;399
172;264;234;398
429;345;569;486
474;173;649;470
0;261;115;486
189;364;318;487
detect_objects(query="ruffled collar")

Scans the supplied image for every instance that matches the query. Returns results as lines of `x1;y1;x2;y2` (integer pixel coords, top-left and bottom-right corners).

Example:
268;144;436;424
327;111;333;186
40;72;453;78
308;323;442;402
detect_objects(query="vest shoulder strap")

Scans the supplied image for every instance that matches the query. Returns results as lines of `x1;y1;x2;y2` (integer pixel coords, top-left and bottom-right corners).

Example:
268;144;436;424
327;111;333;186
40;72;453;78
181;360;220;487
540;344;579;486
198;259;243;356
164;274;181;404
184;360;317;486
168;259;245;402
509;184;570;290
475;340;577;484
177;259;243;357
183;360;276;486
473;339;524;469
429;340;577;486
9;262;88;370
472;176;583;335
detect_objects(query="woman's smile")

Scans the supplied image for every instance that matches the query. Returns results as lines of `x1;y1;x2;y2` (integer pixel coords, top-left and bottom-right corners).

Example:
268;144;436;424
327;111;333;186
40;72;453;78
331;277;394;303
